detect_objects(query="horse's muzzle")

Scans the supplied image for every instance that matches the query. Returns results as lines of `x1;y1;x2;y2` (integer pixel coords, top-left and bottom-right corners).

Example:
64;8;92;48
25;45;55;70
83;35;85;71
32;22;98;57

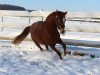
59;28;66;34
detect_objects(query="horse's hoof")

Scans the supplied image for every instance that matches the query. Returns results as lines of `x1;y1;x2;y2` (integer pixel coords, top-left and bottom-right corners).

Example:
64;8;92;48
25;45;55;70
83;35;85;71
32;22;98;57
67;52;71;55
64;52;67;56
40;49;43;52
60;57;63;60
61;51;64;58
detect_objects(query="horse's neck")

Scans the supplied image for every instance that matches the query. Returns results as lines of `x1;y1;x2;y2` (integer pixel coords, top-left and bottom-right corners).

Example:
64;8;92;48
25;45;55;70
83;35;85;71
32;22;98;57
44;21;59;35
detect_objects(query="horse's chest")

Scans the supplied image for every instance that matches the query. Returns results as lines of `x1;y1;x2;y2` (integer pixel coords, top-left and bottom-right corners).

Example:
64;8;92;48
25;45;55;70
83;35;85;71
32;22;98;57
44;30;60;42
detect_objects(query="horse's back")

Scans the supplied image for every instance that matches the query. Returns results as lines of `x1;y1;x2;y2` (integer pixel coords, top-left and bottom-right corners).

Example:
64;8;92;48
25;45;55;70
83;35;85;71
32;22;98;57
31;21;43;32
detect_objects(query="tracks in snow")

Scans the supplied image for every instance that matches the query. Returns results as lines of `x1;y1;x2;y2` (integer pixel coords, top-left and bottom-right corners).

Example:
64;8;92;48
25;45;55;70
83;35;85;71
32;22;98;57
0;40;100;59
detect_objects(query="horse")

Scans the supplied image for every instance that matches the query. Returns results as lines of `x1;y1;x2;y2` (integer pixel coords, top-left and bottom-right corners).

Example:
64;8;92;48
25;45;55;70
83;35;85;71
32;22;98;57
12;10;67;60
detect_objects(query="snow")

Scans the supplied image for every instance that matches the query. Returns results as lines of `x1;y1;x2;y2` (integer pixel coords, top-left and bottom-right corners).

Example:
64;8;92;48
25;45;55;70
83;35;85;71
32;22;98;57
1;27;100;46
65;21;100;33
0;40;100;75
61;31;100;45
0;13;100;75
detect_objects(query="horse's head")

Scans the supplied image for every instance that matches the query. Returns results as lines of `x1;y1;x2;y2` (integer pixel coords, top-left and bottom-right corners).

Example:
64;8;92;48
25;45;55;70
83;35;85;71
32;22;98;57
55;10;67;34
45;10;67;34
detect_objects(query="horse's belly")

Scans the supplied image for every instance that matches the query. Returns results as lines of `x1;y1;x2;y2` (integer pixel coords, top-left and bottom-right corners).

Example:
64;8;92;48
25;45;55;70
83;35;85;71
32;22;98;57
30;22;49;44
31;32;45;44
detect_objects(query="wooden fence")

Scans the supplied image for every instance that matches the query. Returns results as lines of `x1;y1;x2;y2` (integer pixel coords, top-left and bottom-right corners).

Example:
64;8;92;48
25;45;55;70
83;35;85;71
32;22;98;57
0;10;100;29
0;10;100;47
0;10;100;18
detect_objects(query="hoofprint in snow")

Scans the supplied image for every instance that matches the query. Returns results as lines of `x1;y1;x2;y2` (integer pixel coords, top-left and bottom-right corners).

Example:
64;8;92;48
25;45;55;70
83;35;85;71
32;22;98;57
0;40;100;75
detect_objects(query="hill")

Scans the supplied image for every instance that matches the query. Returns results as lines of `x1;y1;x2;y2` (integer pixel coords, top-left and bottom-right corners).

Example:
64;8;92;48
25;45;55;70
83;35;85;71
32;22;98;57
0;4;25;11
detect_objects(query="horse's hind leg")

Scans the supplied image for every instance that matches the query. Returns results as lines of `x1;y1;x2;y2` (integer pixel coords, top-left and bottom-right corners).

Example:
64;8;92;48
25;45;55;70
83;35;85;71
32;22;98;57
43;41;49;50
45;44;49;50
34;41;43;51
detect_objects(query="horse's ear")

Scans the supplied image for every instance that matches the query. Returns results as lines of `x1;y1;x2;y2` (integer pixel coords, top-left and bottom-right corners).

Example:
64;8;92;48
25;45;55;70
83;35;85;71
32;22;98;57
56;9;58;12
64;12;67;15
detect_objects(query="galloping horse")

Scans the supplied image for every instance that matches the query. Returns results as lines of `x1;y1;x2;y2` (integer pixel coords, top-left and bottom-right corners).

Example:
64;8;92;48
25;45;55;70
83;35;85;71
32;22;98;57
12;10;67;60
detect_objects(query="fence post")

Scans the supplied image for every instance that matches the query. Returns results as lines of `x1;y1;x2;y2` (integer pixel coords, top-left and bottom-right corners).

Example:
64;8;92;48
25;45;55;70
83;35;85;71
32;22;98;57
29;17;31;24
2;16;3;30
42;16;43;21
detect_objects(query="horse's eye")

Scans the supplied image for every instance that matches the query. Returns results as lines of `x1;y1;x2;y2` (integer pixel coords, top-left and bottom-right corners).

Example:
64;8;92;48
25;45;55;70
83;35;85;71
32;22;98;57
65;19;66;21
63;18;66;22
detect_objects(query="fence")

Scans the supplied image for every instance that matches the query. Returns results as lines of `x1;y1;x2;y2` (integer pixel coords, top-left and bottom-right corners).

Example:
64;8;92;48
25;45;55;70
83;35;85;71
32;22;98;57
0;10;100;47
0;10;45;29
0;10;100;29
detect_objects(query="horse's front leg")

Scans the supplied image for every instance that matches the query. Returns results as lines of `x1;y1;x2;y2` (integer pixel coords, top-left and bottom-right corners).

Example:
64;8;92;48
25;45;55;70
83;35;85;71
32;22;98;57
45;44;49;50
33;40;43;51
49;44;63;60
57;39;67;56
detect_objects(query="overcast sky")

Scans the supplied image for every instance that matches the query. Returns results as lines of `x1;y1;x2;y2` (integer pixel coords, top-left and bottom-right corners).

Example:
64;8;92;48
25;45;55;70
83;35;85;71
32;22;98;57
0;0;100;12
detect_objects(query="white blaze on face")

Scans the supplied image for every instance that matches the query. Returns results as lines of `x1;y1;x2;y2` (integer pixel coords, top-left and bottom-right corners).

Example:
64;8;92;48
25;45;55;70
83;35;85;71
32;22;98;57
63;17;66;23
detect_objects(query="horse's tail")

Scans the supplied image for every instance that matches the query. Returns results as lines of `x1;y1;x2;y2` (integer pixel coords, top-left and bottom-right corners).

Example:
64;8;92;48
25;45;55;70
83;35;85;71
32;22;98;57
12;26;31;45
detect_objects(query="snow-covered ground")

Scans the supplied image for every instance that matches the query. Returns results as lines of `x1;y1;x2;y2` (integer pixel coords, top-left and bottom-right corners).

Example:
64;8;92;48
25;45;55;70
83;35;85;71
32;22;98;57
0;18;100;75
0;40;100;75
65;21;100;33
1;27;100;46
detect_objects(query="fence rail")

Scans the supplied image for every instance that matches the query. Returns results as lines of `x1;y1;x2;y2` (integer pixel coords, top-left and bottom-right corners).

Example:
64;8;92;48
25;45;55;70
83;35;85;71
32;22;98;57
0;10;100;18
0;10;100;47
0;10;100;30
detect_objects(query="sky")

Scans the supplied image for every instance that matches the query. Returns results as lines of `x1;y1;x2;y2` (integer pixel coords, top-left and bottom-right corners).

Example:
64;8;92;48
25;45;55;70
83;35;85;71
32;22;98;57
0;0;100;12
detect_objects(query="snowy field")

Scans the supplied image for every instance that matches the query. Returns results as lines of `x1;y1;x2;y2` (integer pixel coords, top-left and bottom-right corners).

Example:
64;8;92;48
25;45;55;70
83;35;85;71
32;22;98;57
0;12;100;75
0;21;100;47
0;40;100;75
65;21;100;33
0;41;100;75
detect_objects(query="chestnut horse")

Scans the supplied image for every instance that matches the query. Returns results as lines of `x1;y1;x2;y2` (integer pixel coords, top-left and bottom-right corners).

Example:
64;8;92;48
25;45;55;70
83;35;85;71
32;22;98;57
12;10;67;60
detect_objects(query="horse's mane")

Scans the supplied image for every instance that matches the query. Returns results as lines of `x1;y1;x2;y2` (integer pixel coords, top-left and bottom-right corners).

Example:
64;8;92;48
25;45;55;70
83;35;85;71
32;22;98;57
45;11;63;21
